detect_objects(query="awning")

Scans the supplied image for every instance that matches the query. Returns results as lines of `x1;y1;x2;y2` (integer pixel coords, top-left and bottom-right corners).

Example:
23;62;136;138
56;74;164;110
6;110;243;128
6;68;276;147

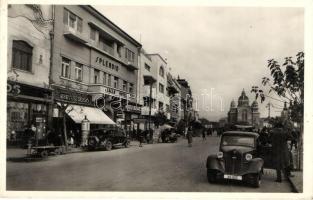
65;105;115;125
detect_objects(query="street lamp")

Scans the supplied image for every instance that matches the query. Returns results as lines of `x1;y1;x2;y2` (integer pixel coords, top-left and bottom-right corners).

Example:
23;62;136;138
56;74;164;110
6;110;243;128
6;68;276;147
143;75;156;143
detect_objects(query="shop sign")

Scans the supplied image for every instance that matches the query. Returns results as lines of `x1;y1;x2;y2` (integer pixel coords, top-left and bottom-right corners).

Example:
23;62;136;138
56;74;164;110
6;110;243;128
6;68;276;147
102;85;135;99
7;81;52;100
124;104;141;113
54;88;93;106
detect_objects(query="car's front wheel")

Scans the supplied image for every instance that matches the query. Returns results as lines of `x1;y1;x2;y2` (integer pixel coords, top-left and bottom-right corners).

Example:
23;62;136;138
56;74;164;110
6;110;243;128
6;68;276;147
251;173;261;188
124;140;130;148
105;141;112;151
207;169;218;183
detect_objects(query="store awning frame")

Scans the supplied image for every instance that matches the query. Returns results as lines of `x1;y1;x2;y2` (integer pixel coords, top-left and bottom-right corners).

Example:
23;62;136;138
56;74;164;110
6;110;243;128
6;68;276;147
65;104;115;125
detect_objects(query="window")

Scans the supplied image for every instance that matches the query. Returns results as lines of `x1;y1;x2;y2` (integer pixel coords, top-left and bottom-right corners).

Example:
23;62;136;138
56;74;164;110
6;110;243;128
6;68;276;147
159;101;164;111
122;80;127;91
129;83;134;94
159;66;164;77
113;76;119;89
61;57;70;78
74;63;82;81
125;48;135;62
108;74;112;86
166;104;170;112
159;83;164;93
103;72;107;85
94;69;100;84
90;27;96;40
63;8;82;32
12;40;33;71
144;63;150;71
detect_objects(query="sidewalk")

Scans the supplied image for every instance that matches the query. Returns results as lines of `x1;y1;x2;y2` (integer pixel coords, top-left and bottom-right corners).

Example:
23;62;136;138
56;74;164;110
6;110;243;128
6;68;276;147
288;170;303;193
7;140;143;159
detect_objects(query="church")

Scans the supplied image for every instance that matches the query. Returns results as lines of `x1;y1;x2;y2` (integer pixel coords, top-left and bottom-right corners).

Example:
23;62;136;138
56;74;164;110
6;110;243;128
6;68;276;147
228;89;260;127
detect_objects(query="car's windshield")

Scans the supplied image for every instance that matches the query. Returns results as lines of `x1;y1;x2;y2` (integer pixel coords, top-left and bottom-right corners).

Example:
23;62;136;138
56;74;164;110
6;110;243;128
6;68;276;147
221;135;255;147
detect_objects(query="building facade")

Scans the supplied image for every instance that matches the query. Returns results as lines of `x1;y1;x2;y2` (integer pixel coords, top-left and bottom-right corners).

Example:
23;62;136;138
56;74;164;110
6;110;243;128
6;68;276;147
227;89;260;127
7;5;54;144
177;78;193;125
50;5;142;134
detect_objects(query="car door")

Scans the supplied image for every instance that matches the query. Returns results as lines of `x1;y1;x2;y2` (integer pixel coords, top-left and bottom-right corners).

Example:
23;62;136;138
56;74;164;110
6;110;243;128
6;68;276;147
257;139;275;169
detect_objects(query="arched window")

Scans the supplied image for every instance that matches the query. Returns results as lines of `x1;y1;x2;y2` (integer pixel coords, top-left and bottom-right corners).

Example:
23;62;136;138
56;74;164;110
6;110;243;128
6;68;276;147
242;110;248;122
12;40;33;72
159;66;164;77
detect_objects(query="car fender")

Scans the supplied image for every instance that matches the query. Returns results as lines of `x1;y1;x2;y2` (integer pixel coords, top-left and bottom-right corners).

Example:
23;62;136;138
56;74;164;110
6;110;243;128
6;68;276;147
206;155;225;173
244;158;264;174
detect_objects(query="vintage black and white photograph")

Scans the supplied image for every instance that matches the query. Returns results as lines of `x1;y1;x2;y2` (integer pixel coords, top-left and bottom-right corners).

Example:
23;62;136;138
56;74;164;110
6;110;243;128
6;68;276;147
1;0;312;197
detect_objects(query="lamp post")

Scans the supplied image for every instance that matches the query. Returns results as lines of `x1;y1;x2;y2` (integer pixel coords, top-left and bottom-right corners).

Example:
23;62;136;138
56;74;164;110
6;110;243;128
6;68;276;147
143;75;156;144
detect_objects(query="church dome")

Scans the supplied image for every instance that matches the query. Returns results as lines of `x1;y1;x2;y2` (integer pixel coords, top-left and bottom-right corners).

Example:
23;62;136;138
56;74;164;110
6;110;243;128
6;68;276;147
252;100;258;108
238;89;249;106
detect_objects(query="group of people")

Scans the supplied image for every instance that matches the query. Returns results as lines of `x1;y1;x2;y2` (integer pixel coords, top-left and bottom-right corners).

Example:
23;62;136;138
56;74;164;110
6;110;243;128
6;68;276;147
259;123;299;182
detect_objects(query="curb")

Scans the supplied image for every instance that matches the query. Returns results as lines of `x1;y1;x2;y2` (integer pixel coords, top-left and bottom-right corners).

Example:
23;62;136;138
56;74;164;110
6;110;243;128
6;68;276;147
287;176;298;193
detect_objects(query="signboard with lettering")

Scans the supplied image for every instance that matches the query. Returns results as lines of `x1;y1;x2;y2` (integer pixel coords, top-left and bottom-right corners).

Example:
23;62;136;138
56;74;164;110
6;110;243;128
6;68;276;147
53;87;93;106
7;81;52;100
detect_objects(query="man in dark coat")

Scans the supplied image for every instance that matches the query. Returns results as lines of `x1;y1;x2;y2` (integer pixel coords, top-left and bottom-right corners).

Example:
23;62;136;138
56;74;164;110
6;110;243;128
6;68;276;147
270;122;292;182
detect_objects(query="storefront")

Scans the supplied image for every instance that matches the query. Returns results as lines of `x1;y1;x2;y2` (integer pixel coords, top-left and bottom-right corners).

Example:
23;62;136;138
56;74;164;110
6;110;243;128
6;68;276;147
52;86;115;146
7;81;52;146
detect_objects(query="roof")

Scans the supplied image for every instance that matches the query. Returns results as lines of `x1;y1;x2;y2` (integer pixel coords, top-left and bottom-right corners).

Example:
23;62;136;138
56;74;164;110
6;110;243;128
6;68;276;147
147;53;167;64
82;5;142;48
222;131;259;138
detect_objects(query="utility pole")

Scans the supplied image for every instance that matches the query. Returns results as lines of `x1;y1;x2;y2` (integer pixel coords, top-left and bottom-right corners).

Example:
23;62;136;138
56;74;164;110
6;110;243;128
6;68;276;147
266;102;273;118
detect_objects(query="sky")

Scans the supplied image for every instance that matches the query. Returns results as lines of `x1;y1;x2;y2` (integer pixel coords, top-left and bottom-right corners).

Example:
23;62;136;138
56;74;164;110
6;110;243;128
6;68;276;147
95;6;304;121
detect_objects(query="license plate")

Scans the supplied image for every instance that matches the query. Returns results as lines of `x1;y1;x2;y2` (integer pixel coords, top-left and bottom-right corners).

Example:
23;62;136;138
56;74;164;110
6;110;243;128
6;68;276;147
224;174;242;180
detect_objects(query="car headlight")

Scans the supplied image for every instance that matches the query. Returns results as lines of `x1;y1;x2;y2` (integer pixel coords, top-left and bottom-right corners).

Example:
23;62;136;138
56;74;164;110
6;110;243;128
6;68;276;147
217;152;223;159
245;153;253;161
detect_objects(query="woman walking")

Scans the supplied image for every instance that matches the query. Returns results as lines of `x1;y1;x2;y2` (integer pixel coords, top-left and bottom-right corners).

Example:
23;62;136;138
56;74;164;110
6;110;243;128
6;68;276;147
187;126;193;147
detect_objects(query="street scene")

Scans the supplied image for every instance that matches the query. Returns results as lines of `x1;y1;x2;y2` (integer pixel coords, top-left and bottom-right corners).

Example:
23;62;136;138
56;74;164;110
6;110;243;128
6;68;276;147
5;4;304;193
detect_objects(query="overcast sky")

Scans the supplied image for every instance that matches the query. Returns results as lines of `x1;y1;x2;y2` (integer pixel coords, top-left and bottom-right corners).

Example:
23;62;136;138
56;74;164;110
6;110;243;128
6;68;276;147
95;6;304;121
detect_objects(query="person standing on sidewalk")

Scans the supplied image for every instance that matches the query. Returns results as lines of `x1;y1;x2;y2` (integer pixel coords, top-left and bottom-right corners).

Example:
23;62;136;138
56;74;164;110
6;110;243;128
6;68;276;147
187;126;193;147
138;129;143;147
202;128;206;141
271;122;293;182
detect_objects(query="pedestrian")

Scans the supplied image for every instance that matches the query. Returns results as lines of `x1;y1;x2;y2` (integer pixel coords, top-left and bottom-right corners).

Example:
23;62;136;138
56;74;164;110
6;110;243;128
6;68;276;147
290;129;298;151
202;128;206;140
138;128;143;147
187;126;193;147
270;122;293;182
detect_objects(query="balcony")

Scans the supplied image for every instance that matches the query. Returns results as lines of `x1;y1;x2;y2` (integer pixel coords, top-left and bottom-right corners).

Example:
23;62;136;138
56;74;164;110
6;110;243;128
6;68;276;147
126;60;138;70
63;25;88;44
143;85;156;99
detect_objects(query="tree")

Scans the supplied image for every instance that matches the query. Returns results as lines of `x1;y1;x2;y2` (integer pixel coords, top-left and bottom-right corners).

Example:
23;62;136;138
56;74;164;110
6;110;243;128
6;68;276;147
251;52;304;123
251;51;304;169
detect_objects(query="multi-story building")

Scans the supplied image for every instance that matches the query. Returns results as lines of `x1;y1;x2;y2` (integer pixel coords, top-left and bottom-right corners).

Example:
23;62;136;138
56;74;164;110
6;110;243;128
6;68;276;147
50;5;142;134
167;73;181;124
7;5;54;144
177;77;193;125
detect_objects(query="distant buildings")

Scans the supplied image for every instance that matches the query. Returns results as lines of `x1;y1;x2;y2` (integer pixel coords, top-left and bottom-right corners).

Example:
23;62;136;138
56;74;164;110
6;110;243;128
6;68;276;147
227;89;260;128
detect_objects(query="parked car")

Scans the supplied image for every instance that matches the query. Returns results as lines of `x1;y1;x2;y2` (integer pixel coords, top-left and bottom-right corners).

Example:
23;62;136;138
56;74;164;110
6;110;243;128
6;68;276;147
206;131;267;187
87;128;130;151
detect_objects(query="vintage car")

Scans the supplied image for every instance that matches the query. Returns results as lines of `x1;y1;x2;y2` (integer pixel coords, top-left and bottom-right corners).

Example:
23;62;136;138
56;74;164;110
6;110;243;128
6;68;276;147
87;128;130;151
206;131;267;187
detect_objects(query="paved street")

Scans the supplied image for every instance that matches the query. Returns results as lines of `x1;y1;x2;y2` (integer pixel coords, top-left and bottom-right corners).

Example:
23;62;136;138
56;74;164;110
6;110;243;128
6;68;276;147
7;136;292;192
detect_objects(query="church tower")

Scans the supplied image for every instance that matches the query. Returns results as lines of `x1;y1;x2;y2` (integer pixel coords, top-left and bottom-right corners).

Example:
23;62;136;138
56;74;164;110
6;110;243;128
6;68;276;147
237;89;252;124
251;100;260;127
228;99;237;124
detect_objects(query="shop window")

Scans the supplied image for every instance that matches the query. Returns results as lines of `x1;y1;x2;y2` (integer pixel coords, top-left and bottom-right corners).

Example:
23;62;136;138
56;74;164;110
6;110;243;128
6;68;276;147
74;62;83;81
94;69;100;84
122;80;127;91
12;40;33;72
113;76;119;89
61;57;70;78
63;8;83;33
159;83;164;93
